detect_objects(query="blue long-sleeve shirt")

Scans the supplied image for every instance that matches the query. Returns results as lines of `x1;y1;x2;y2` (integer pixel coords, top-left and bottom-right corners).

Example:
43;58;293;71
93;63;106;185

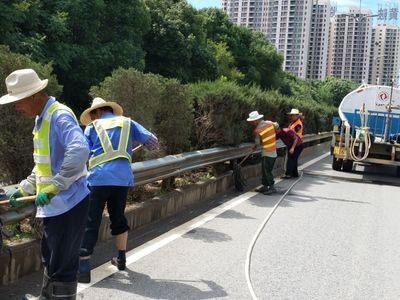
20;97;90;218
84;112;158;187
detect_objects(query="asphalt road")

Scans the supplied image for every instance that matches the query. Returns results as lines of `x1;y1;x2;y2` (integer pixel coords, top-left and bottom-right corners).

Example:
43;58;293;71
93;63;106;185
2;153;400;300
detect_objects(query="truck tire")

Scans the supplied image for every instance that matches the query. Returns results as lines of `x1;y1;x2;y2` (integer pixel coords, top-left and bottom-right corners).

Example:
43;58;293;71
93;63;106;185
396;166;400;177
332;157;343;171
342;160;354;172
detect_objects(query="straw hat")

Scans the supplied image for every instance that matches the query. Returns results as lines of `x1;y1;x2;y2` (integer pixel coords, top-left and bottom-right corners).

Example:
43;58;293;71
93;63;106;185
246;111;264;122
287;108;302;115
0;69;48;105
80;97;123;125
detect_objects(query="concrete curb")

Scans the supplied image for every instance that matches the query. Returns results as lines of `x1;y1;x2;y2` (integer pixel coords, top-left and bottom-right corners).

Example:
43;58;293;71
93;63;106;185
1;142;329;284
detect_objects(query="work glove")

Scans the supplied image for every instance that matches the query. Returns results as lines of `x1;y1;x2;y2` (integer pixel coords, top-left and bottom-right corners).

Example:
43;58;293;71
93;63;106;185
35;184;59;207
6;188;26;208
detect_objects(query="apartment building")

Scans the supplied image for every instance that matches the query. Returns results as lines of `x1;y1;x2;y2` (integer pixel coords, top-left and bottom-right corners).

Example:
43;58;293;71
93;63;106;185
221;0;266;32
327;8;373;83
368;25;400;86
264;0;313;78
307;0;331;79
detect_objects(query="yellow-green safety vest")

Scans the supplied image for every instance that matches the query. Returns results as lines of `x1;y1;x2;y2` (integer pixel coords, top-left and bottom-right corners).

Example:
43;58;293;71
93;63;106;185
88;116;131;170
33;101;83;193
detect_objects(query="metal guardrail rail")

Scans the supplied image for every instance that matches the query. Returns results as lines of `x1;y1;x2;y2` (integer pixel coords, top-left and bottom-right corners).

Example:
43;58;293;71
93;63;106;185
0;132;331;226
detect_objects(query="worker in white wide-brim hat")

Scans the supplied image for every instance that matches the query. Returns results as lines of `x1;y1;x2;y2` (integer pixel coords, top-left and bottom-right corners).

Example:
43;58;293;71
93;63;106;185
78;97;159;283
287;108;303;137
246;111;277;195
0;68;90;299
273;122;304;179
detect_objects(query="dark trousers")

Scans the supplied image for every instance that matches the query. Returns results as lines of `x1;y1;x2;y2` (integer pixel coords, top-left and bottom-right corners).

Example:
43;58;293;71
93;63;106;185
286;144;304;177
80;186;130;257
261;156;276;187
42;196;89;282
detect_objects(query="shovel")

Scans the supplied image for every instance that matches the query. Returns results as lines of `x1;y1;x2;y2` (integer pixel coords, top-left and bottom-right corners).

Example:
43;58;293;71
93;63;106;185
0;195;36;206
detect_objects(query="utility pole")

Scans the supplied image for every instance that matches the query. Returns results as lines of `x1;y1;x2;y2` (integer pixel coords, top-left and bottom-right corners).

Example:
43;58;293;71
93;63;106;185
383;78;394;142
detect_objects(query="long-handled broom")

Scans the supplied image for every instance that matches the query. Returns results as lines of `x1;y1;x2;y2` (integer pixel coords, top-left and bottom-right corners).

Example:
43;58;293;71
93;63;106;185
233;152;252;192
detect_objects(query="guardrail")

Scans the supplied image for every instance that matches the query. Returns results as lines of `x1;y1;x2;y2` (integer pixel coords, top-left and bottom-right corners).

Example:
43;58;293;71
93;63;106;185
0;132;332;227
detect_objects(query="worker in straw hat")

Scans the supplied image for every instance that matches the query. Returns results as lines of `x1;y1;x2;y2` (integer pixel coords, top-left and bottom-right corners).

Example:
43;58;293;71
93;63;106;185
78;97;159;283
246;111;277;195
273;122;303;179
287;108;303;137
1;69;90;299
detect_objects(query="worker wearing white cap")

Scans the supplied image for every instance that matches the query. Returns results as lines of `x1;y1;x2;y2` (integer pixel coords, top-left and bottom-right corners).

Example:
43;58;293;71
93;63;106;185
247;111;277;195
78;97;159;283
287;108;303;137
0;69;90;300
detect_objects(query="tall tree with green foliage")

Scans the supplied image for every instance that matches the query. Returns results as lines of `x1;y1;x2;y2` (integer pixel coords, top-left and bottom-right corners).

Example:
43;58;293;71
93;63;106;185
320;77;358;107
0;0;150;111
209;40;244;81
144;0;217;83
199;8;284;90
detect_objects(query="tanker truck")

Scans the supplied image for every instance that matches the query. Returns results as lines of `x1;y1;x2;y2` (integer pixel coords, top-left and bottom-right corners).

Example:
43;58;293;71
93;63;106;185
331;83;400;174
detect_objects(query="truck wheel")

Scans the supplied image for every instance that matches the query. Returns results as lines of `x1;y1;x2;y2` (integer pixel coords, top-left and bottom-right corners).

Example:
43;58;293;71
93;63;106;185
342;160;354;172
396;166;400;177
332;157;343;171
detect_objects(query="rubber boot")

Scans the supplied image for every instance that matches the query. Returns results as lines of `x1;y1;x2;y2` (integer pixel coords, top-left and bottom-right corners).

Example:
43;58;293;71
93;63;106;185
22;269;50;300
50;281;78;300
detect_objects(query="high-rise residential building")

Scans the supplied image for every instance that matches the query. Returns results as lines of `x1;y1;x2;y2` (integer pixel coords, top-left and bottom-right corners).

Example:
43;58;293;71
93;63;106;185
223;0;330;79
307;0;331;80
221;0;266;32
327;8;373;83
264;0;313;78
368;25;400;86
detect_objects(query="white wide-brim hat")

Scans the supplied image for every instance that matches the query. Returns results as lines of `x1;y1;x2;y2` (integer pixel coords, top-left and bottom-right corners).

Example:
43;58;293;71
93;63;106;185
80;97;123;125
287;108;302;115
0;69;48;105
247;111;264;122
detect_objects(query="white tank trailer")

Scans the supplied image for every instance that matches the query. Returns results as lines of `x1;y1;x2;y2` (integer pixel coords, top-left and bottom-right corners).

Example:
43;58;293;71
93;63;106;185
332;84;400;174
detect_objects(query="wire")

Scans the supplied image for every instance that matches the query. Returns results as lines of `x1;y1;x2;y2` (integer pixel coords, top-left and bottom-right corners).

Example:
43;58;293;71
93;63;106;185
245;175;304;300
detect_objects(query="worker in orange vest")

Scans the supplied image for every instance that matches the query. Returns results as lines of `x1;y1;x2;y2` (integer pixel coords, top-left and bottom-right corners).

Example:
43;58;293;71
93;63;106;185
247;111;277;195
288;108;303;137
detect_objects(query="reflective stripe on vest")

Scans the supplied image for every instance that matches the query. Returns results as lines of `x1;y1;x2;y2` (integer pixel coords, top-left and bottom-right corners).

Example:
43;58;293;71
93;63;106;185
88;116;132;170
289;119;303;137
254;121;276;152
33;101;86;193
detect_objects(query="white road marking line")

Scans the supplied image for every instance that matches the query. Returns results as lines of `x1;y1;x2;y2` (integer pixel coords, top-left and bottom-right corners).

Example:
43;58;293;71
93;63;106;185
78;191;258;292
78;151;330;293
245;151;330;300
299;152;330;170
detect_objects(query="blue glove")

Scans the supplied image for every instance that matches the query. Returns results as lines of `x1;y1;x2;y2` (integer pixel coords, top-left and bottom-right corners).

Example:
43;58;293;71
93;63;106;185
6;189;24;208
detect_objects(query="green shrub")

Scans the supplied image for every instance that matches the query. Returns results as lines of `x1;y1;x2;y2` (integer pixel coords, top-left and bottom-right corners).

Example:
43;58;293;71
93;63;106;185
90;68;193;155
0;45;62;184
89;68;162;131
154;79;193;154
191;80;251;148
190;80;336;147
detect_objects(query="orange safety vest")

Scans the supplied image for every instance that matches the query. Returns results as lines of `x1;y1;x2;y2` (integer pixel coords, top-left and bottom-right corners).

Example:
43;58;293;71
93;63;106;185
254;121;277;152
289;119;303;137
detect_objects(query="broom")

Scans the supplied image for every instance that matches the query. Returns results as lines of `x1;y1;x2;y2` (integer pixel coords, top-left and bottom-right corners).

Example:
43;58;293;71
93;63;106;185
233;152;252;192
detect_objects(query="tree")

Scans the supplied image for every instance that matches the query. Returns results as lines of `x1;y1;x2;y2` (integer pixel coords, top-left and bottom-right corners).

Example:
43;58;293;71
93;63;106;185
144;0;217;83
0;0;150;111
200;8;284;90
321;77;357;107
209;40;244;81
